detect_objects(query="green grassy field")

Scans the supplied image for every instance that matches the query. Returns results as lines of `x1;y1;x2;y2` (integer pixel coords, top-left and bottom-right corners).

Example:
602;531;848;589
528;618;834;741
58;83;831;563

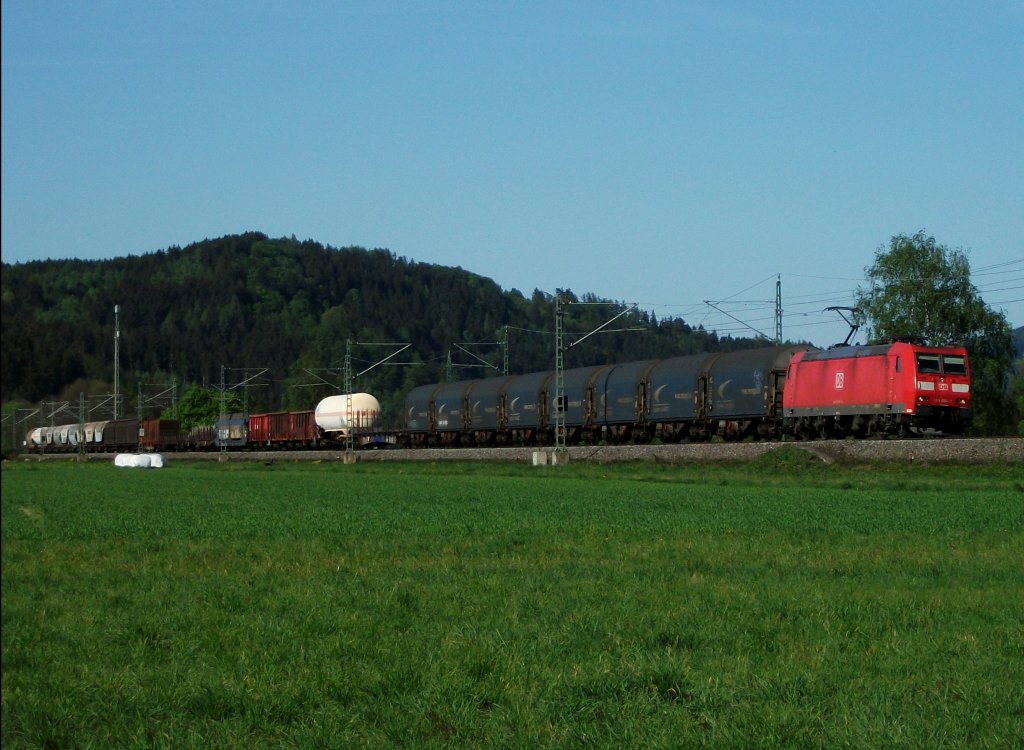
2;455;1022;749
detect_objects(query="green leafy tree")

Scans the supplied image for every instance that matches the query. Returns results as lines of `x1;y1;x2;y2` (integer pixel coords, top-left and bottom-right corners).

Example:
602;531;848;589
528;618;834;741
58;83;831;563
856;232;1016;434
1011;360;1024;436
167;386;243;431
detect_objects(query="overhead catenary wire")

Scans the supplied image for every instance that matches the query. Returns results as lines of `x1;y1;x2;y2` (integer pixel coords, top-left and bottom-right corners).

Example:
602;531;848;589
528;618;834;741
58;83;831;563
647;261;1013;338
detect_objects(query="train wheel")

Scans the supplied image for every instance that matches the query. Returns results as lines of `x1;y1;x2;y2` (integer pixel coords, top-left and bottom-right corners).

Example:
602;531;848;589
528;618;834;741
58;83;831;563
798;422;814;442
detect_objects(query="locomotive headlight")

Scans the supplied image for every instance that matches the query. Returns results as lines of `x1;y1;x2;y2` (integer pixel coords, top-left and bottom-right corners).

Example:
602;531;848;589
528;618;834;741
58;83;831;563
917;381;935;391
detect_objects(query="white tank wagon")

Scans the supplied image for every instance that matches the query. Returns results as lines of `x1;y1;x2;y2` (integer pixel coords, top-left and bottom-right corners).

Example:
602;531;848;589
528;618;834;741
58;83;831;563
314;393;382;437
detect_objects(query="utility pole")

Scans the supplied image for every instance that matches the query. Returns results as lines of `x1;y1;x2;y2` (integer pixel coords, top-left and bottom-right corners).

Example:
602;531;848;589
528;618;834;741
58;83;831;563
215;366;270;459
137;384;143;452
215;366;267;460
219;365;227;460
342;340;411;461
344;339;354;457
113;304;121;418
775;275;783;344
554;296;566;455
553;296;640;461
77;393;86;462
502;326;509;376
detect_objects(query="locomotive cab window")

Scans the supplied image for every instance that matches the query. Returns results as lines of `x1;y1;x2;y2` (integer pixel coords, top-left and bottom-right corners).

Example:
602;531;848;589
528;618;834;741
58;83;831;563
942;355;967;375
916;353;941;374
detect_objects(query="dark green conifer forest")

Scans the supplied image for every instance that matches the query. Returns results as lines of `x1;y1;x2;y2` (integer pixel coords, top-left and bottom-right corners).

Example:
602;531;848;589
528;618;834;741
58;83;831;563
2;233;751;429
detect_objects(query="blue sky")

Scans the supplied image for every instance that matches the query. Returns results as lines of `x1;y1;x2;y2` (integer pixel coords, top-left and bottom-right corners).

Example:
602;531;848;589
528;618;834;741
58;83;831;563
3;1;1022;348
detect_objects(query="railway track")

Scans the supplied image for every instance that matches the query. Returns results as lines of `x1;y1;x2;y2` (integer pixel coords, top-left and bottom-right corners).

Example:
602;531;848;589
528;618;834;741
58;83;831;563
17;437;1023;465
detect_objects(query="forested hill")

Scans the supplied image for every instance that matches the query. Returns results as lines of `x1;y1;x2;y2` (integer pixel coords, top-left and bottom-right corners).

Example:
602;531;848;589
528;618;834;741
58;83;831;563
1;232;760;419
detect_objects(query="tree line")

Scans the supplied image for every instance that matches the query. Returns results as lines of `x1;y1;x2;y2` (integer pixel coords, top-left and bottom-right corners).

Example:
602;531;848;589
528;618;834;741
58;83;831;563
1;233;743;432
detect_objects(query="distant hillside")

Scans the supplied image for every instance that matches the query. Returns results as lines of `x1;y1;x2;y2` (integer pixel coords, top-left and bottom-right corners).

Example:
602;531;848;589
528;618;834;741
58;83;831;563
1;233;756;419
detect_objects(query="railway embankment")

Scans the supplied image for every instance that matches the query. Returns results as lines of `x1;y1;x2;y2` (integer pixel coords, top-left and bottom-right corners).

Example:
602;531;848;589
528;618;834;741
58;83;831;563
17;437;1023;465
332;438;1021;464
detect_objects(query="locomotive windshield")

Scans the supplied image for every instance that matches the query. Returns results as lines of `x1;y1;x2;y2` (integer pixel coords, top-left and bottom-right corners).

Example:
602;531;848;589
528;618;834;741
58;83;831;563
942;355;967;375
916;354;941;374
915;353;966;375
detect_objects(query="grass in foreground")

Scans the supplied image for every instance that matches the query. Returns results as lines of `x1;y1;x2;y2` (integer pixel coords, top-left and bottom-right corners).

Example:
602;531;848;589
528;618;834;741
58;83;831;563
2;457;1022;748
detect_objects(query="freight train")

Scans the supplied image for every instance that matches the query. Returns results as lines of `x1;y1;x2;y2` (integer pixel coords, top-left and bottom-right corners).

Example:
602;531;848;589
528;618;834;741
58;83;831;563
23;341;972;454
404;340;972;445
23;393;383;453
23;417;184;454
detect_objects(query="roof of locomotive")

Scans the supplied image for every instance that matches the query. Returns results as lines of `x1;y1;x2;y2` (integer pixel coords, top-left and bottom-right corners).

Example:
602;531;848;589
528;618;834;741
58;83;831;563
796;340;966;363
796;344;894;361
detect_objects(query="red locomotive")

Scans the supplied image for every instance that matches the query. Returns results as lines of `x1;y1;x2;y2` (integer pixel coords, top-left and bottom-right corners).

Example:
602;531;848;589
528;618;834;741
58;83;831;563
783;341;971;438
